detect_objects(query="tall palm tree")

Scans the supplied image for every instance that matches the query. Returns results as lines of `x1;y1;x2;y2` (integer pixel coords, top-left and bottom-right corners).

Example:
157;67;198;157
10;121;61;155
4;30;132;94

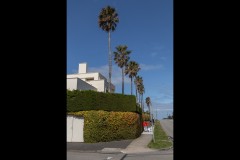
146;96;155;142
138;82;145;110
125;61;140;95
113;45;131;94
98;6;119;93
145;96;151;115
134;76;143;103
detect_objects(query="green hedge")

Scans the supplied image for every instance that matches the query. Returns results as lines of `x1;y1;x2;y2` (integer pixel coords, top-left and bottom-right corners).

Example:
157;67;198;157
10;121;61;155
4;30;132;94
68;110;142;143
67;90;141;113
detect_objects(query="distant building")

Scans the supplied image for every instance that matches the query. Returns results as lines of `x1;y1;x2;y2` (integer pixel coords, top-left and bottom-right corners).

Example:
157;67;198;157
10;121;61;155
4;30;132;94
67;63;115;92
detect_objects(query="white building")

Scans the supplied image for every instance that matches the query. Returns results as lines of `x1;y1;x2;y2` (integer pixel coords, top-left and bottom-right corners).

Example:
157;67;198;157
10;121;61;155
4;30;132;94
67;63;115;92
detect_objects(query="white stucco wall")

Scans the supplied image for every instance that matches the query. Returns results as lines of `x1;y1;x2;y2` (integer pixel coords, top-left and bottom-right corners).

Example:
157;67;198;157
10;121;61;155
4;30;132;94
67;78;97;91
79;63;87;73
67;78;77;90
67;116;84;142
99;73;107;81
67;73;99;81
87;80;106;92
67;71;115;92
76;78;97;91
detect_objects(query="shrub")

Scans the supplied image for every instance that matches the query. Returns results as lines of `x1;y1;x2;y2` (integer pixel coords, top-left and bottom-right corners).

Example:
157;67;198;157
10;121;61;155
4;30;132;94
67;90;141;113
68;110;142;143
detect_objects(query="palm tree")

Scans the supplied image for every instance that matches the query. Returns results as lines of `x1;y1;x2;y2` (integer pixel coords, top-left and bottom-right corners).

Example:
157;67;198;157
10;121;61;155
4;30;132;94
113;45;131;94
134;76;143;102
98;6;119;93
145;96;151;117
138;82;145;110
146;96;155;142
125;61;140;95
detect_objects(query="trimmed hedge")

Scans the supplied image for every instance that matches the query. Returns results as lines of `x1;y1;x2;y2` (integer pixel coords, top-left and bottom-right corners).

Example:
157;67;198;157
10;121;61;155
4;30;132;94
69;110;142;143
67;90;141;113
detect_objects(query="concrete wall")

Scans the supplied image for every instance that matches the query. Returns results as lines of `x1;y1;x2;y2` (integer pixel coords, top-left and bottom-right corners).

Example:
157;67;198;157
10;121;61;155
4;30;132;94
99;73;115;92
78;63;87;74
67;66;115;92
76;78;97;91
67;78;77;90
87;80;106;92
67;115;84;142
67;78;97;91
67;73;99;81
99;73;107;81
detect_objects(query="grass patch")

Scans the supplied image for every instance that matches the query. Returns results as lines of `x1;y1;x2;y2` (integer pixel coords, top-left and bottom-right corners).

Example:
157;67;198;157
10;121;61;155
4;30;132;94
148;120;173;149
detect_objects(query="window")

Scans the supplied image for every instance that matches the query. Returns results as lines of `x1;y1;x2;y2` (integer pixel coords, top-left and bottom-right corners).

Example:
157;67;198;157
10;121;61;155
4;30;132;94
86;77;94;81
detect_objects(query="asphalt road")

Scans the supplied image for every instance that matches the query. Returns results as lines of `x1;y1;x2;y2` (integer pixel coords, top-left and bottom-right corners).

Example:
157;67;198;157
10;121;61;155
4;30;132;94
67;151;126;160
123;150;173;160
67;150;173;160
160;119;173;138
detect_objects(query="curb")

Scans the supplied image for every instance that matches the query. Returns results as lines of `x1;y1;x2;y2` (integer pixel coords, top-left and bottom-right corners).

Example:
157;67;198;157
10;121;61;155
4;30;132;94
158;146;173;151
100;148;123;154
67;149;99;153
119;153;127;160
101;153;127;160
111;153;127;160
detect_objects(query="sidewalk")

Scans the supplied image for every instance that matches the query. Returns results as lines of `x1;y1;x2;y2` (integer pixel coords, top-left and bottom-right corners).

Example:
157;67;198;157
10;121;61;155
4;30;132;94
67;127;156;153
102;126;156;154
120;127;158;154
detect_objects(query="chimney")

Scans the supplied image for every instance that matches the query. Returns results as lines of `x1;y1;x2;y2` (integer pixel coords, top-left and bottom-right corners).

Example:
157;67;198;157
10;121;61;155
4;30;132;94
78;63;87;73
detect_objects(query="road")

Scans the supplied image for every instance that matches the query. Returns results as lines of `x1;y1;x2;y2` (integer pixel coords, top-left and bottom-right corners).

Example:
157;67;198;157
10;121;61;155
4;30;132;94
67;150;173;160
159;119;173;138
67;151;126;160
123;150;173;160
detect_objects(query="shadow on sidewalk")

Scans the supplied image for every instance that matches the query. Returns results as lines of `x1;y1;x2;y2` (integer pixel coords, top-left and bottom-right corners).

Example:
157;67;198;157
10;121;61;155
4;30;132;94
67;139;133;151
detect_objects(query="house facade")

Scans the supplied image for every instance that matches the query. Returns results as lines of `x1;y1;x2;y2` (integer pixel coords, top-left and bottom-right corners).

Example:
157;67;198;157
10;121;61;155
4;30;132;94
67;63;115;92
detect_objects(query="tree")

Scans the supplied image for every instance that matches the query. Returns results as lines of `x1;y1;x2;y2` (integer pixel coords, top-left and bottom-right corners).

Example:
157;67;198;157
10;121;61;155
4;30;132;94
98;6;119;93
146;96;155;142
113;45;131;94
125;61;140;95
138;82;145;111
134;75;143;102
145;97;151;114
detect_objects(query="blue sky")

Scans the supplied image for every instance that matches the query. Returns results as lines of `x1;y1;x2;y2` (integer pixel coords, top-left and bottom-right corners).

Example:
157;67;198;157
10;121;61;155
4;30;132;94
67;0;173;120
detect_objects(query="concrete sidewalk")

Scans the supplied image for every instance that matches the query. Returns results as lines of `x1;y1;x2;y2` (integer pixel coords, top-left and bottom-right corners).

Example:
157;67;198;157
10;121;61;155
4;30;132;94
120;129;158;154
101;127;156;154
98;129;156;160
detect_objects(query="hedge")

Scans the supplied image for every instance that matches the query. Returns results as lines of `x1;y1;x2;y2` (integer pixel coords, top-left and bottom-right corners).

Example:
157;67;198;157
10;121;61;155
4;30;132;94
67;90;141;114
68;110;142;143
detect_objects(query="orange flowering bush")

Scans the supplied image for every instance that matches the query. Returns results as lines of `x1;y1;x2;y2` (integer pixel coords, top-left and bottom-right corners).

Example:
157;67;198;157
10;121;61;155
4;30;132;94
70;110;142;143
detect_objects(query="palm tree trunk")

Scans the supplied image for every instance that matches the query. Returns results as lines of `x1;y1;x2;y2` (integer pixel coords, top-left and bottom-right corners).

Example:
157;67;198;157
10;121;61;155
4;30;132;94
108;31;112;93
142;94;144;112
139;93;141;107
139;93;141;104
122;67;124;94
140;94;142;107
131;77;132;95
135;84;138;103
